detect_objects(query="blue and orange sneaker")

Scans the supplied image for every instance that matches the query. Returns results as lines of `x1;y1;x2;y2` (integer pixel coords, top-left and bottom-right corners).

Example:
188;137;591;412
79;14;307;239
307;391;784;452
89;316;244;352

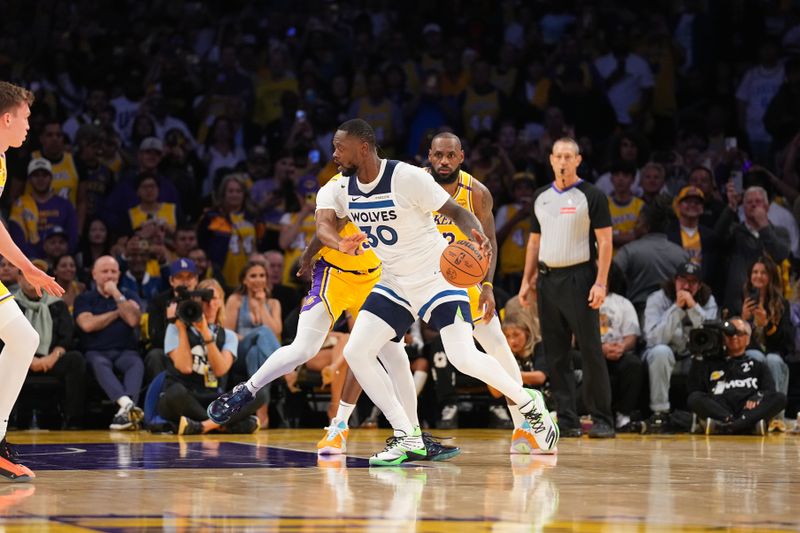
207;382;255;425
317;419;349;455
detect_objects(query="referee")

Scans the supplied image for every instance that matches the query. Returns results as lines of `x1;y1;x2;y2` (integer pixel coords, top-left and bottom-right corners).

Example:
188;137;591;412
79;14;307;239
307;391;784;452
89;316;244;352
518;137;615;438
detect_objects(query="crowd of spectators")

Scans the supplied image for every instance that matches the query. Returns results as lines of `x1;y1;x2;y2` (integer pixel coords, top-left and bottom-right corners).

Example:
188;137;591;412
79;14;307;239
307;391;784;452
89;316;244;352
3;0;800;434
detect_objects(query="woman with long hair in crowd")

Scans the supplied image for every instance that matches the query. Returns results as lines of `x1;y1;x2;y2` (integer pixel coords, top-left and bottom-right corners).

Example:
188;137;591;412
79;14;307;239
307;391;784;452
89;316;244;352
52;254;86;312
224;260;281;428
741;255;793;431
76;218;112;284
197;174;257;289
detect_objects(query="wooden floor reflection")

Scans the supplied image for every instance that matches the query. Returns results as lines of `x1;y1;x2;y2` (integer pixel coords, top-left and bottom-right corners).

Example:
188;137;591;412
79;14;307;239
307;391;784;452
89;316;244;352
1;429;799;531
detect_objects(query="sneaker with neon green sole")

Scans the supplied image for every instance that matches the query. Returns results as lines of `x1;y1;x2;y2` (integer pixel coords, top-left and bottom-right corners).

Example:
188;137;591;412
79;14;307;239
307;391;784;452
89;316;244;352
369;428;426;466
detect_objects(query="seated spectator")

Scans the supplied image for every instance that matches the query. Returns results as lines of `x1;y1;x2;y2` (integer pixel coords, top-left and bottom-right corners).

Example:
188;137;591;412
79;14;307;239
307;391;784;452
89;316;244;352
595;263;644;432
608;161;644;249
13;262;86;429
667;185;721;291
500;314;548;397
687;317;786;435
741;256;793;431
52;254;86;312
716;184;791;312
74;256;144;430
159;279;261;435
0;256;19;294
9;158;78;259
197;174;257;289
688;165;726;228
40;227;71;269
224;261;281;375
643;262;718;432
118;236;165;303
188;247;228;293
145;258;200;384
171;225;199;263
126;172;178;234
638;162;668;205
77;218;112;284
495;172;535;295
263;250;301;322
614;202;689;314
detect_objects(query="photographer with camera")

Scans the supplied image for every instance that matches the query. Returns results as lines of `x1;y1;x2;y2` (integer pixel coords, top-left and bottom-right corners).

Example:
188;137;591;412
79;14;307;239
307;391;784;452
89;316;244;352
158;278;261;435
144;258;200;383
687;317;786;434
642;262;718;432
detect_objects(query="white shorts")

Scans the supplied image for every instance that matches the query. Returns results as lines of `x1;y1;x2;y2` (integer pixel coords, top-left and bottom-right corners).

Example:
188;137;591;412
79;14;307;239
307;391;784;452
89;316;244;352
361;270;470;338
0;293;23;330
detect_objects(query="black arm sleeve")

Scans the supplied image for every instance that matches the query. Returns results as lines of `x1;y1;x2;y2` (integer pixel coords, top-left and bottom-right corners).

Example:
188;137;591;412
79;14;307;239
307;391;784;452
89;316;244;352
581;182;612;229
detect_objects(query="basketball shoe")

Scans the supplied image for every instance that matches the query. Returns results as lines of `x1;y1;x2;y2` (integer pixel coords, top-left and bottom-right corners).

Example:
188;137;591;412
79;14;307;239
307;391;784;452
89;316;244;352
207;382;254;424
514;389;559;454
318;419;349;455
511;411;558;454
369;428;427;466
420;432;461;461
0;438;35;482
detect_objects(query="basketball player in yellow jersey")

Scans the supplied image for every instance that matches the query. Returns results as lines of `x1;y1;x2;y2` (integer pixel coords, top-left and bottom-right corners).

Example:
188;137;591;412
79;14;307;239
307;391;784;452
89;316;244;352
318;133;545;457
0;82;65;481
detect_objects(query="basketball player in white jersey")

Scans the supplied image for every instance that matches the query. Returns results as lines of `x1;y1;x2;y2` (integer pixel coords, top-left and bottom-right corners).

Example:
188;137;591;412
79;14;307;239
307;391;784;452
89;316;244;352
0;81;65;481
324;132;541;456
315;119;558;466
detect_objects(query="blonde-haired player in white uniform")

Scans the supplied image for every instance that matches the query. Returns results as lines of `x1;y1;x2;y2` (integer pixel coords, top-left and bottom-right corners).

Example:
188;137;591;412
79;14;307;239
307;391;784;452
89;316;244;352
320;132;545;456
316;119;558;466
0;81;65;481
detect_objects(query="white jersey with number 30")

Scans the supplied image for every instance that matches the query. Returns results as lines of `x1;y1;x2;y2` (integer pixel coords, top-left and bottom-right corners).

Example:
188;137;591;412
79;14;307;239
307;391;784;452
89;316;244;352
316;159;451;280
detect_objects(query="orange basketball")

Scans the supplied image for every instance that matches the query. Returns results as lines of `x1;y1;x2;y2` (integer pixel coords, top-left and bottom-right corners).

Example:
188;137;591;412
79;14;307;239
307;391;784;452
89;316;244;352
440;240;489;288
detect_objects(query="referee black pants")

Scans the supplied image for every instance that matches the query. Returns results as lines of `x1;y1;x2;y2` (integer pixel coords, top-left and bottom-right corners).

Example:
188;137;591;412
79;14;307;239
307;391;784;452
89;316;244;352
538;262;613;429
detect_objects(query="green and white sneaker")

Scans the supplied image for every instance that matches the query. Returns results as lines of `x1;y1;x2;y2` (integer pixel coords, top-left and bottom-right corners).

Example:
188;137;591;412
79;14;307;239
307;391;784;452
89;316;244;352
369;427;427;466
519;389;559;453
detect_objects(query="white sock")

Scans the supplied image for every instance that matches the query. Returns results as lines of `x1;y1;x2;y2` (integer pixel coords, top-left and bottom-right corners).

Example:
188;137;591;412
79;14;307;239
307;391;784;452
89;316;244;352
440;320;531;407
474;317;525;428
0;314;39;442
616;413;630;429
343;312;414;435
413;371;428;395
507;402;525;428
247;305;331;393
117;396;134;410
378;341;420;427
335;401;356;425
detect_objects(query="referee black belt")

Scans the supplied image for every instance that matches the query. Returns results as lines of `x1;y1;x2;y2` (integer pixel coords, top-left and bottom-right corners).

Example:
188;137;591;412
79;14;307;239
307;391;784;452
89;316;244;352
323;259;381;276
538;261;590;275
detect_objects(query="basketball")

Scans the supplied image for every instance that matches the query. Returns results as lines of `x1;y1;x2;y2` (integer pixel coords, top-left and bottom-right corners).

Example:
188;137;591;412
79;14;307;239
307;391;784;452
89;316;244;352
440;239;489;288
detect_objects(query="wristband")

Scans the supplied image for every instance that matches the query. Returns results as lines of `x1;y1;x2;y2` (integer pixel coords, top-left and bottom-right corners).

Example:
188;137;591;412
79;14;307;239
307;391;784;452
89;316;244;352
481;281;493;289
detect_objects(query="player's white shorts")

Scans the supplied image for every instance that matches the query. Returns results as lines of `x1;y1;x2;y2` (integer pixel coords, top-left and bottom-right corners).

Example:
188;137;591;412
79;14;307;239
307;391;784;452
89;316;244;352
361;270;471;338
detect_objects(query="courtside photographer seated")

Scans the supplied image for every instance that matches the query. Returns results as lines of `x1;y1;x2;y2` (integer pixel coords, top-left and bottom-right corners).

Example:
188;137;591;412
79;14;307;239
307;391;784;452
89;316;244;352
687;317;786;435
158;278;262;435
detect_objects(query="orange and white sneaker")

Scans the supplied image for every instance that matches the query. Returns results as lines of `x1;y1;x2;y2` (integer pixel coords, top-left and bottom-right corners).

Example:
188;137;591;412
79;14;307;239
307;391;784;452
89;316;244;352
510;427;558;455
0;438;35;482
317;419;349;455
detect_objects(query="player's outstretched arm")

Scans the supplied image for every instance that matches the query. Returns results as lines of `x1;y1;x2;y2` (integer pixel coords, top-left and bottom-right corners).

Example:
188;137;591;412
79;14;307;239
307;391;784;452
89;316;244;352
0;219;63;297
316;209;365;255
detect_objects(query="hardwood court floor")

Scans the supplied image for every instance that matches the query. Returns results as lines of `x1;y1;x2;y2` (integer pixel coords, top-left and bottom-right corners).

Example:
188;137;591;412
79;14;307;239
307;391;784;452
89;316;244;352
0;429;798;532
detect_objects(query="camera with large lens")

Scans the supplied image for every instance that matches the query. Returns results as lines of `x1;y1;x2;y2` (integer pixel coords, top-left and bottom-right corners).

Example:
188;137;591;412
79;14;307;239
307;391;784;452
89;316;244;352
687;319;739;358
174;286;215;325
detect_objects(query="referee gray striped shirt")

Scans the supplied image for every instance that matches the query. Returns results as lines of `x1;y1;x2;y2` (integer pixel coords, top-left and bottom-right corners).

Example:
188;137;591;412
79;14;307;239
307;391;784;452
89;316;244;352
531;180;612;267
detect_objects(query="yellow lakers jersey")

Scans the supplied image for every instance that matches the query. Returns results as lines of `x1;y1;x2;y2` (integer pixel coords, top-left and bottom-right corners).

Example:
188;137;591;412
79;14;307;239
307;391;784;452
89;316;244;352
0;155;12;303
680;227;702;265
30;150;79;206
128;203;178;232
317;174;381;272
432;170;474;245
498;204;530;275
608;196;644;242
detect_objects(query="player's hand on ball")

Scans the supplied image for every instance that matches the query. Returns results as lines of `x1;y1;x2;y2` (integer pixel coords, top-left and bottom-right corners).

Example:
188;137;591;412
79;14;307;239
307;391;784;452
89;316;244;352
470;229;492;258
338;233;366;255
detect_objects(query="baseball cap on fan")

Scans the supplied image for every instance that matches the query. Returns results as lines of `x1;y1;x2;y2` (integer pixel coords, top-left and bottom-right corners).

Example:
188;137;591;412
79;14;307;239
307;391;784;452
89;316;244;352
675;262;701;280
170;258;197;277
27;158;53;176
139;137;164;153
